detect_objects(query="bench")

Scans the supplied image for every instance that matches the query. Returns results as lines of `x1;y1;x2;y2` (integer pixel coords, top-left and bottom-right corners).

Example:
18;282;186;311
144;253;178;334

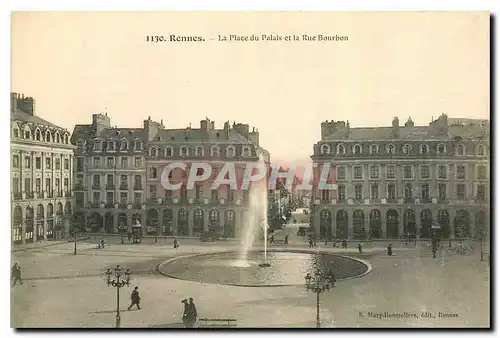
198;318;237;327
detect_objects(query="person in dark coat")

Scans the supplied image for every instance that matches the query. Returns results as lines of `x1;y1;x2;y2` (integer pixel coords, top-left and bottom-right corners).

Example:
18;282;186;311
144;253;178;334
128;233;132;242
284;234;289;245
269;235;275;244
186;297;198;328
181;299;189;326
12;264;23;286
358;243;363;253
173;238;179;249
128;286;141;310
386;243;393;256
327;269;337;287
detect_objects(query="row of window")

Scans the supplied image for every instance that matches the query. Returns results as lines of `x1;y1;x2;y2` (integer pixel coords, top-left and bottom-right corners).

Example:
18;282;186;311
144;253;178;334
319;142;487;156
149;184;249;202
336;164;488;181
80;139;254;158
75;156;144;171
12;155;70;171
85;174;144;188
12;177;70;193
12;126;70;145
321;183;487;202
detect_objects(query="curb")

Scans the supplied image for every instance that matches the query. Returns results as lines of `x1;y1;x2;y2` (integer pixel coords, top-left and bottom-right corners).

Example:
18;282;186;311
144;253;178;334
11;237;90;252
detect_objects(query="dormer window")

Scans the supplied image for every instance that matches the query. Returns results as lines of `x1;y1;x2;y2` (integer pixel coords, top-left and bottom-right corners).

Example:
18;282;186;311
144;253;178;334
477;145;485;156
121;140;128;151
242;146;251;157
151;147;157;157
35;129;41;141
420;144;429;154
337;144;345;155
226;146;236;158
456;144;465;156
55;132;61;143
403;144;412;154
195;146;204;157
210;145;220;157
180;146;189;157
64;134;69;144
166;147;173;157
93;140;102;151
107;141;116;152
386;144;395;154
24;127;31;139
134;140;142;151
13;127;19;138
437;143;446;155
320;144;330;155
45;130;52;142
370;144;378;154
353;144;362;154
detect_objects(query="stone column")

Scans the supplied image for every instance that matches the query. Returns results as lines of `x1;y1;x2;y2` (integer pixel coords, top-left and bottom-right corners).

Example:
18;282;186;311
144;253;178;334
158;208;163;235
204;208;209;232
21;218;26;244
188;212;194;236
398;208;404;237
364;210;370;239
113;210;118;233
347;209;353;239
381;209;387;238
415;210;421;238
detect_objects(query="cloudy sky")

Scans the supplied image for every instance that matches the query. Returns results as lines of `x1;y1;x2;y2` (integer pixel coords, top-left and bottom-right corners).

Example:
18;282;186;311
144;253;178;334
11;12;489;163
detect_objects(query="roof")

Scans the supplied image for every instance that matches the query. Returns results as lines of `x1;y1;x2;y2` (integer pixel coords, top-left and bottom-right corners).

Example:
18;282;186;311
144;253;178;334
71;124;147;143
11;108;65;130
155;128;252;143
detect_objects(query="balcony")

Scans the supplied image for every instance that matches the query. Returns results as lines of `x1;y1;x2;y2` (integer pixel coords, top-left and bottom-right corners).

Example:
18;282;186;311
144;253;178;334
12;192;22;200
320;199;331;204
133;202;142;209
106;184;116;190
119;203;128;209
65;191;73;197
387;198;397;204
105;202;115;208
46;191;54;198
92;183;101;190
76;166;84;172
56;191;64;198
119;184;129;190
133;184;142;191
74;183;85;191
90;202;101;208
26;191;35;199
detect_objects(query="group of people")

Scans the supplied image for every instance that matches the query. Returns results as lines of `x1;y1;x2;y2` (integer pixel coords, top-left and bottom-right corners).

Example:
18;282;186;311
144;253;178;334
11;263;23;286
181;297;198;328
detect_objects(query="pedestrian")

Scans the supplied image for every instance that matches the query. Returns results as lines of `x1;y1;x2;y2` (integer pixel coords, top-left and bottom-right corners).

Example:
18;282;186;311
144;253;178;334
284;234;289;245
181;299;189;327
308;239;313;248
343;239;347;249
327;269;337;287
12;264;23;286
358;243;363;253
187;297;198;328
173;238;179;249
154;236;158;244
270;235;275;244
325;238;328;246
128;232;132;242
128;286;141;310
313;239;317;247
386;243;393;256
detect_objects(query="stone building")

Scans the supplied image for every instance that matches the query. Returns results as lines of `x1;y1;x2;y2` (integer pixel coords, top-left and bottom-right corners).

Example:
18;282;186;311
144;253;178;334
71;115;269;238
11;93;75;244
310;114;490;240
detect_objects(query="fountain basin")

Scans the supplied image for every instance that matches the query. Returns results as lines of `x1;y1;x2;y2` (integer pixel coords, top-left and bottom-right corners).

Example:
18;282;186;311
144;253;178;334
158;250;371;287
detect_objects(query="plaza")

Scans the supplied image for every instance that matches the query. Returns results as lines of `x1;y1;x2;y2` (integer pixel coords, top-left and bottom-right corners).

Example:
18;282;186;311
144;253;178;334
11;225;490;328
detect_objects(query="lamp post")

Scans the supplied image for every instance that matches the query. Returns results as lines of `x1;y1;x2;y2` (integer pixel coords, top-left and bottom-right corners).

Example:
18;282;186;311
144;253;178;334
105;265;131;328
478;229;485;262
305;269;335;328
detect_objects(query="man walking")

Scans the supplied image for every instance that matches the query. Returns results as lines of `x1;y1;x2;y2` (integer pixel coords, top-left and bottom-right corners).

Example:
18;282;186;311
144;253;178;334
186;297;198;328
128;286;141;310
11;263;23;286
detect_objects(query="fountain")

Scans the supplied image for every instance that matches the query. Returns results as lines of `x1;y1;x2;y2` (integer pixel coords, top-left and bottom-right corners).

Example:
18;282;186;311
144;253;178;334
238;154;270;268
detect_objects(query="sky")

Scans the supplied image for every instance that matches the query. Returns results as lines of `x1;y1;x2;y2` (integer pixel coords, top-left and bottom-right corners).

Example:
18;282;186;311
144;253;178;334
11;12;489;164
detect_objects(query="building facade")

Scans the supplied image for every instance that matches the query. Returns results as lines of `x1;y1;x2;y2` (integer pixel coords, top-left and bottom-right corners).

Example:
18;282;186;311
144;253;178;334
11;93;75;244
310;114;490;240
71;115;269;238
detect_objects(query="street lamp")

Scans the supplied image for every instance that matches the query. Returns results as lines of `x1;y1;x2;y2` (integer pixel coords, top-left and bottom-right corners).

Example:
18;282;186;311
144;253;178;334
478;229;485;262
105;265;131;328
305;269;335;328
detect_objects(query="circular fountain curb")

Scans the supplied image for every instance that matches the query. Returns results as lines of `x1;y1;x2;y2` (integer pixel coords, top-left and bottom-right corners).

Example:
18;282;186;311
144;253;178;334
157;248;372;288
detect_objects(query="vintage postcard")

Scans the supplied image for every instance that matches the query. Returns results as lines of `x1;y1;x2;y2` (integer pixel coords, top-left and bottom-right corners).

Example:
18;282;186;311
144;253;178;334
10;12;490;328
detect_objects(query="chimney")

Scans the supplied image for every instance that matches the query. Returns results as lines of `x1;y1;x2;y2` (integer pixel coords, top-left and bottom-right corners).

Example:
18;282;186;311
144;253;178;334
405;117;414;128
392;117;400;138
11;93;36;116
92;113;111;134
10;93;17;113
224;121;230;139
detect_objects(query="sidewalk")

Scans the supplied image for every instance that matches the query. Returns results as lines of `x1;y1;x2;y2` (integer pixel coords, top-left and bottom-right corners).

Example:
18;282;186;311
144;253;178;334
11;236;90;252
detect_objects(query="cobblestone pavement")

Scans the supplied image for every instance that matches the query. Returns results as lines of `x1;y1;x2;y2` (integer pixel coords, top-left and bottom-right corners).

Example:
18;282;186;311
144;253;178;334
11;231;490;328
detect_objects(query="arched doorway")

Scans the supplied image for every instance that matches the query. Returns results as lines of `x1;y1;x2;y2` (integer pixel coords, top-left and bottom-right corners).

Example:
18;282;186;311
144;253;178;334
118;213;128;233
320;210;332;240
437;209;450;238
403;209;416;236
25;206;34;243
47;203;54;238
162;209;173;235
177;209;188;236
454;210;470;238
352;209;365;239
193;209;204;235
146;209;159;235
64;202;72;217
13;206;22;244
105;213;114;233
91;212;103;232
386;209;399;238
369;209;382;239
475;210;487;238
224;210;235;238
36;204;45;240
209;209;220;235
335;210;348;239
420;209;432;238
